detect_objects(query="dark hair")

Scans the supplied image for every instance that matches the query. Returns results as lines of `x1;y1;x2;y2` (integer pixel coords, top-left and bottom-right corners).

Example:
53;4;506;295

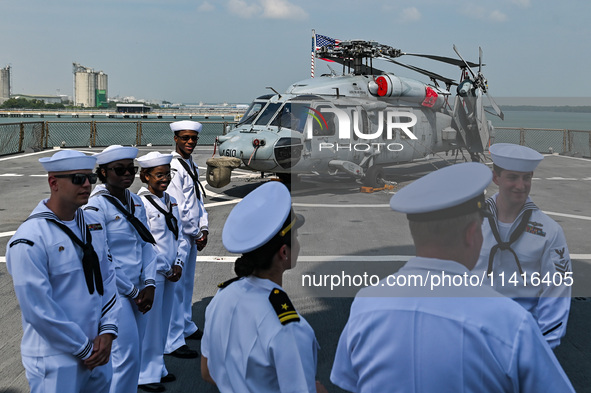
139;167;153;184
234;213;294;278
492;164;504;176
96;165;108;183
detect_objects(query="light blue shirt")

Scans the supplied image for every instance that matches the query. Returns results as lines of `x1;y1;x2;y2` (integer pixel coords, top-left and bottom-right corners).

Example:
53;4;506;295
473;194;572;348
7;201;119;359
202;276;319;393
331;257;574;393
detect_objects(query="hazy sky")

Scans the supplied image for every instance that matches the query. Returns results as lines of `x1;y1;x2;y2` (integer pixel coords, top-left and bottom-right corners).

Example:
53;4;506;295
2;0;590;104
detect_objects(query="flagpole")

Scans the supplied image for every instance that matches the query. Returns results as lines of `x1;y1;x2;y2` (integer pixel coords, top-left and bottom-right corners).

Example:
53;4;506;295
311;29;316;78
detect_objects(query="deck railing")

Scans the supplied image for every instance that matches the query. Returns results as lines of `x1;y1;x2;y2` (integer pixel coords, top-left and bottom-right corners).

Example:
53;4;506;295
1;121;590;158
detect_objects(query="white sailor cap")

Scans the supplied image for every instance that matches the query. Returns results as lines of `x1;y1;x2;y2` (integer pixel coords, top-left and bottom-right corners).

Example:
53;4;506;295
222;182;304;253
170;120;202;133
39;150;97;172
390;162;492;222
489;143;543;172
137;151;173;168
95;145;139;165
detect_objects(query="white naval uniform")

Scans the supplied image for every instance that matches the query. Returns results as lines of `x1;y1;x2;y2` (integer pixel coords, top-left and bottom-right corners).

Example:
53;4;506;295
202;276;319;393
6;201;120;393
473;194;572;348
137;187;189;385
330;257;575;393
84;185;158;393
165;152;209;352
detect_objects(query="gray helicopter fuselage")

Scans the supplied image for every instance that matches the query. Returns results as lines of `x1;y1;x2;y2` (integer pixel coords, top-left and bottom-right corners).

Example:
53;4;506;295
217;73;464;176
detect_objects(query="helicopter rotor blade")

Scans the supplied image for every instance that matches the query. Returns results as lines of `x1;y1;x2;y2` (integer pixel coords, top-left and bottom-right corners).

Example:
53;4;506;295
479;47;483;74
383;57;457;86
485;90;504;120
403;53;481;68
453;45;476;79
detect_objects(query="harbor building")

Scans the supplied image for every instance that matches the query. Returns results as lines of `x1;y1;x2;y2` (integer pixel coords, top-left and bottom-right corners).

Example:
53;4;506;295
73;63;108;108
0;65;10;105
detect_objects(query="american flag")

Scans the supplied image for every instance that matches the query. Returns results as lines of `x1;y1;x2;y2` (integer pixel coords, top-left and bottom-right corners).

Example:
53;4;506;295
312;33;340;77
315;34;340;50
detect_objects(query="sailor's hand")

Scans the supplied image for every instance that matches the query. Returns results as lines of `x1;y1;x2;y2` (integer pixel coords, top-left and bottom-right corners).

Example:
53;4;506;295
135;286;155;313
196;231;208;251
84;333;114;370
167;265;183;282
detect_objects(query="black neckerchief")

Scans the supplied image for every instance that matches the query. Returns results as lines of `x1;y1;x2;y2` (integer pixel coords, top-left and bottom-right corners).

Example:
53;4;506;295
101;190;156;244
176;157;207;200
144;193;179;240
486;198;536;275
28;209;104;295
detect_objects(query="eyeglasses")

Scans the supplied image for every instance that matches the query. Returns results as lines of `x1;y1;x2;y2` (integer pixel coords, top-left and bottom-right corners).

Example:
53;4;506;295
178;135;199;142
106;165;138;176
150;171;175;180
54;173;98;185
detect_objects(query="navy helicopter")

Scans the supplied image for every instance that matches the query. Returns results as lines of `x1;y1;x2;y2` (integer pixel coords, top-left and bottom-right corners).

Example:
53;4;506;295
206;36;504;188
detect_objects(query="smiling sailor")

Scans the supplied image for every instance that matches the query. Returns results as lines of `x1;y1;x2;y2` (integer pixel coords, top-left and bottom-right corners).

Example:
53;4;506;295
7;150;120;393
165;120;209;359
330;162;575;392
200;181;327;393
84;145;158;393
472;143;572;348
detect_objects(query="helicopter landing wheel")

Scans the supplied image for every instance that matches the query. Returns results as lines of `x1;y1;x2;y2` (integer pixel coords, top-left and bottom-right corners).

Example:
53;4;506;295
363;166;385;188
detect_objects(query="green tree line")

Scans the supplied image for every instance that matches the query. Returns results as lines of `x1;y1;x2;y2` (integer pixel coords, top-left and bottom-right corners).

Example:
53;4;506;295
0;97;65;109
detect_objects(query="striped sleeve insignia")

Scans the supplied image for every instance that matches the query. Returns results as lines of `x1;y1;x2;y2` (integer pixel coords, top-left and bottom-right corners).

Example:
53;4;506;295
9;239;34;248
269;288;300;325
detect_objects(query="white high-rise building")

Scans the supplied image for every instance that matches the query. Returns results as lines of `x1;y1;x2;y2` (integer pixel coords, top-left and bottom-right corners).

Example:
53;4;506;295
73;63;108;107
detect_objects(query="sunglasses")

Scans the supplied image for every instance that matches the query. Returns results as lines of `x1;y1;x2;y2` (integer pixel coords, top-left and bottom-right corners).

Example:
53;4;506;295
106;165;139;176
54;173;98;185
177;135;199;142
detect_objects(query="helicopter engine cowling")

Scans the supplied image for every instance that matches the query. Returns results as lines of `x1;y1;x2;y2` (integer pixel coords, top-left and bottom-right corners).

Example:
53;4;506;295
367;75;445;110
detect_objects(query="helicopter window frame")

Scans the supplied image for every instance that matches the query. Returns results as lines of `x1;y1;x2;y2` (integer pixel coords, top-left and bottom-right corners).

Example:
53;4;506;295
237;100;268;126
269;102;310;133
254;102;282;126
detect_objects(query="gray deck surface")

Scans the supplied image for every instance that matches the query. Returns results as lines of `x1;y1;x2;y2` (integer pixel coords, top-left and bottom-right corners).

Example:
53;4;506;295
1;147;590;392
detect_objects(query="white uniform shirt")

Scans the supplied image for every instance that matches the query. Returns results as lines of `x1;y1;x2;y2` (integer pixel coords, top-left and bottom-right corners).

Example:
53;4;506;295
138;187;189;275
85;185;157;298
168;152;208;239
6;201;119;359
473;194;572;347
202;276;319;393
331;257;574;393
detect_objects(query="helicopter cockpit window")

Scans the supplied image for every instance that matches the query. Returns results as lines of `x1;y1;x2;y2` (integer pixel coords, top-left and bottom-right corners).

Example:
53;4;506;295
254;103;281;126
237;101;266;126
270;103;309;133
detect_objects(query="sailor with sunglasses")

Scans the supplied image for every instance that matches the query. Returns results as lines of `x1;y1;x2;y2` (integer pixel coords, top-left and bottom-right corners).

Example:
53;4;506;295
164;121;209;359
84;145;158;393
6;150;120;393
